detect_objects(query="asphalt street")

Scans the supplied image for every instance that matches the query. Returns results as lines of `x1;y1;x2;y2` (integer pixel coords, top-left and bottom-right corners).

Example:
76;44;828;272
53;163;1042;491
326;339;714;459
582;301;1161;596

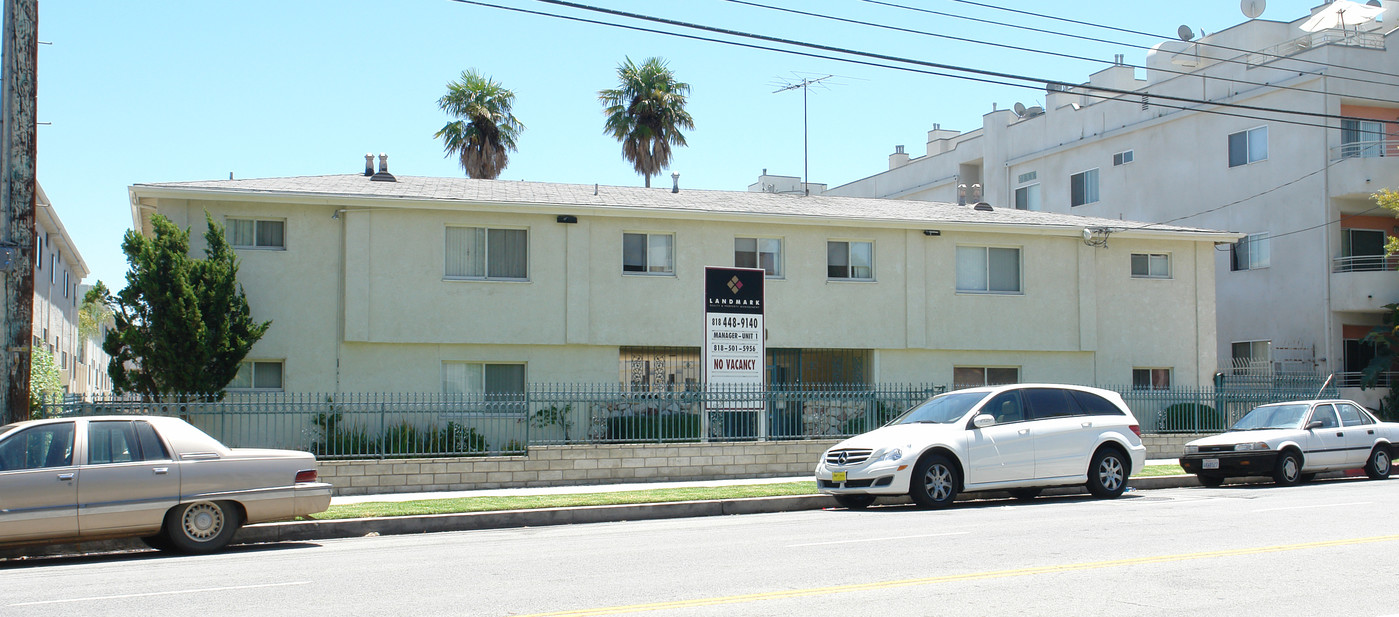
4;477;1398;617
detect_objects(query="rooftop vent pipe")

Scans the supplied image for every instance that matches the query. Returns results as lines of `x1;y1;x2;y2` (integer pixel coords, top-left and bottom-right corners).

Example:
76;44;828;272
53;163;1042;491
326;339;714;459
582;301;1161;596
364;153;374;176
370;153;396;182
671;172;680;193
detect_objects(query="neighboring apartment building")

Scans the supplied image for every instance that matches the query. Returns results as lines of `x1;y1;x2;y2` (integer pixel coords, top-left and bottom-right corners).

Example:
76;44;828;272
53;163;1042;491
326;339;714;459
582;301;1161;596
34;184;111;397
824;2;1399;407
127;163;1237;398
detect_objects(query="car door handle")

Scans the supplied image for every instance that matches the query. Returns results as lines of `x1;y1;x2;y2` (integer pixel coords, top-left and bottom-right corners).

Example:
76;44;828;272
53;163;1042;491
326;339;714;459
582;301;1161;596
1369;430;1375;435
1081;422;1093;428
153;467;169;475
1337;432;1345;437
1018;429;1030;435
57;473;74;481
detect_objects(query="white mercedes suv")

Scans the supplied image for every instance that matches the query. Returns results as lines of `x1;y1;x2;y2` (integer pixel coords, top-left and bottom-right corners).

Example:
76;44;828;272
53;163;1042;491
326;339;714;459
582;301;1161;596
815;384;1146;508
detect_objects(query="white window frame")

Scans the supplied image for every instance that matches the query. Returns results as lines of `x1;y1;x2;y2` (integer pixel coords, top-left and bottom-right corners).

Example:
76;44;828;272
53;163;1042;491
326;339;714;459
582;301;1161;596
1132;367;1172;390
956;245;1023;294
1231;232;1270;271
441;361;527;396
1113;150;1134;166
1130;253;1172;279
734;236;784;278
953;366;1020;388
1228;126;1268;167
445;226;530;281
1070;168;1100;207
225;217;287;250
622;232;675;276
826;240;874;281
1014;183;1041;211
227;360;284;391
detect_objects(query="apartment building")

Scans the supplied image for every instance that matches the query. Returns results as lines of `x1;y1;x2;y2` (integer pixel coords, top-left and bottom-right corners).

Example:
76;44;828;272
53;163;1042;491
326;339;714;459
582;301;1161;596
825;2;1399;406
34;184;111;397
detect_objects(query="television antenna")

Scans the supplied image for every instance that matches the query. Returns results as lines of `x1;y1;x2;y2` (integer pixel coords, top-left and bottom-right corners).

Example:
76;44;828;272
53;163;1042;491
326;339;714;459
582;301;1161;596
772;73;835;196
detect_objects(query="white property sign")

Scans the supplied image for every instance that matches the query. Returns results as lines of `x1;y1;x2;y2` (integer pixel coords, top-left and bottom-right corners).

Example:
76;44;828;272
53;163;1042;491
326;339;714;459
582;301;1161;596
703;266;765;410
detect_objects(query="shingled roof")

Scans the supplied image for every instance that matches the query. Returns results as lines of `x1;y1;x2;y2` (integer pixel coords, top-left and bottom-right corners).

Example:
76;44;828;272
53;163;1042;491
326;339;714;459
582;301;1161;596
132;174;1233;237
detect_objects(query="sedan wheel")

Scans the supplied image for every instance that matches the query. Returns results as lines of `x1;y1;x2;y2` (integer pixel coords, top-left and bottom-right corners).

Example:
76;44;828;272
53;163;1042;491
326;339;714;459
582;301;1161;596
909;454;959;509
1365;447;1392;480
165;501;241;554
1273;452;1303;486
1087;448;1128;498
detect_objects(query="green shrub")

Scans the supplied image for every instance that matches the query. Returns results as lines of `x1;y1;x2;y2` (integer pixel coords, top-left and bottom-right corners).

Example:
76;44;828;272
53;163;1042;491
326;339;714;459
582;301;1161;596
840;402;903;435
606;413;701;441
310;412;376;457
1157;403;1223;432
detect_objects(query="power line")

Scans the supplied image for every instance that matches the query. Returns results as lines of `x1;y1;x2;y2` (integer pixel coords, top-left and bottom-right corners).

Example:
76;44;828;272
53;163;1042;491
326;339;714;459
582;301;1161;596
728;0;1399;108
526;0;1384;125
944;0;1399;84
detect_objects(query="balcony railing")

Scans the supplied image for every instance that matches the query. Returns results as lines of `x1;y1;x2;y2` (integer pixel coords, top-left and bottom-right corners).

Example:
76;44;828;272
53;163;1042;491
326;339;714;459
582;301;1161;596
1330;138;1399;162
1333;254;1399;273
1337;371;1397;388
1249;29;1385;66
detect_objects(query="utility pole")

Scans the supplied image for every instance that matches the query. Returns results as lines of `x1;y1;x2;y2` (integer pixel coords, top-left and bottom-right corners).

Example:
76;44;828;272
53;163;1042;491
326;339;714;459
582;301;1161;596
0;0;38;424
773;75;833;196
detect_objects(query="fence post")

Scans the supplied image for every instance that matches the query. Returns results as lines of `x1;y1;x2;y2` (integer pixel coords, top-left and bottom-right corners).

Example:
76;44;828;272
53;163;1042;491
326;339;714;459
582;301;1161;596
378;400;387;460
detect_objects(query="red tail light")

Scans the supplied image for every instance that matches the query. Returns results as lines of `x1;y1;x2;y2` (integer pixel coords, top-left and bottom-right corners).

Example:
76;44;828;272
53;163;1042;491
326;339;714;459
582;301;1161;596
295;469;318;483
1128;424;1142;437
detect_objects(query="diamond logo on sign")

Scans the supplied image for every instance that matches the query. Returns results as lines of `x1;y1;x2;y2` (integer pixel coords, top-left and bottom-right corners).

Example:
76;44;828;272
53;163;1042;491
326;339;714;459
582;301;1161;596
727;276;743;294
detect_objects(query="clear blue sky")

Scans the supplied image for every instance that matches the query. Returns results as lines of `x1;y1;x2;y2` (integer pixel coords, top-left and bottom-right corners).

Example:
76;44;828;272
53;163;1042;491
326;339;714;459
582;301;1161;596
36;0;1328;289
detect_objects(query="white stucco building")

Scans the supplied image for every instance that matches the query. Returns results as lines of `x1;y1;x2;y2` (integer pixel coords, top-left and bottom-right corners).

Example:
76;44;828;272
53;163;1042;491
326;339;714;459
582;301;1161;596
128;163;1238;396
34;184;111;397
824;2;1399;406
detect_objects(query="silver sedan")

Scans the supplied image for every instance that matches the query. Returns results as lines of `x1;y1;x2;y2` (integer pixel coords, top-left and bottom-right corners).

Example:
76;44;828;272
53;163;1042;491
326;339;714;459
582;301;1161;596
0;415;332;554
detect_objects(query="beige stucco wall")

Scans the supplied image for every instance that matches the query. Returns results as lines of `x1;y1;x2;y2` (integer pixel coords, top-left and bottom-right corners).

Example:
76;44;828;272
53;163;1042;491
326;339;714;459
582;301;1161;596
140;191;1221;392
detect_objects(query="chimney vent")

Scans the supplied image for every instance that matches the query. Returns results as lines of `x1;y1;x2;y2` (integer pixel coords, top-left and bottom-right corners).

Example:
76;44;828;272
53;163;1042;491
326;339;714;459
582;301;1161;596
364;153;374;176
370;153;397;182
671;172;680;193
894;145;905;154
973;202;994;212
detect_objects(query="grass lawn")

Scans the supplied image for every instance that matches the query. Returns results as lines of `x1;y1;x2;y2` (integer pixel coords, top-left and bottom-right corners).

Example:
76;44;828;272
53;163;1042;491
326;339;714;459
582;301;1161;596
308;464;1186;520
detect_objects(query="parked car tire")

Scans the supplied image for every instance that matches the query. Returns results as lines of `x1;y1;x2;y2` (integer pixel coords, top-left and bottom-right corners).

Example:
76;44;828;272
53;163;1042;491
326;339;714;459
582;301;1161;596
834;495;876;509
1273;451;1303;486
165;501;241;554
1299;473;1316;483
1086;447;1129;498
1365;446;1392;480
1009;488;1043;501
909;454;959;509
1197;475;1224;488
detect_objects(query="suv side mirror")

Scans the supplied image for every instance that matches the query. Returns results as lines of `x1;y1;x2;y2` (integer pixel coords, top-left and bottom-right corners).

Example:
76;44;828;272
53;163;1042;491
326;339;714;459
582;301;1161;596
972;414;996;429
1305;420;1323;430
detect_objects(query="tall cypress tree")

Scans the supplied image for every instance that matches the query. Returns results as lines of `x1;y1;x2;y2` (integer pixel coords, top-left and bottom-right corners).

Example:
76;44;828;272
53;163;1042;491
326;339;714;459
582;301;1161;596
88;213;271;400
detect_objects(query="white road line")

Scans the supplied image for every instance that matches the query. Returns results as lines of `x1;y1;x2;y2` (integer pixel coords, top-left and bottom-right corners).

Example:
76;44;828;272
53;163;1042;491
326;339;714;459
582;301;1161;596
788;532;969;548
9;581;311;607
1255;501;1371;513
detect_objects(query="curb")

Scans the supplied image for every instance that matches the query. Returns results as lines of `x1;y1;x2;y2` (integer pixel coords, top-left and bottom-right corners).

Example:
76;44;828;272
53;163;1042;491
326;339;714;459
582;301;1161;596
1;475;1201;560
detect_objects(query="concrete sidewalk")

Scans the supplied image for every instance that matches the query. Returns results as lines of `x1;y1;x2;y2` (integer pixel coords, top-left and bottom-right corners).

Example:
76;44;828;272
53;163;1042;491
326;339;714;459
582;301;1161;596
2;460;1189;560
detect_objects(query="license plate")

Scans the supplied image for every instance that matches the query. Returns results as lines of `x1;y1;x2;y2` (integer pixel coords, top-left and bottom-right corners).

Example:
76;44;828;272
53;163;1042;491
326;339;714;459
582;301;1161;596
832;471;847;483
1203;458;1219;470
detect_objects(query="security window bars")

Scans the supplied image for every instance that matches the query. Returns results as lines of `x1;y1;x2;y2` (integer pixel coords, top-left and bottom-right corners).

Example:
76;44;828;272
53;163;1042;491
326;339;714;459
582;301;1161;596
1231;340;1271;376
956;246;1021;293
446;227;528;280
442;362;526;397
1131;253;1171;278
1014;183;1041;211
1228;126;1268;167
1113;150;1134;166
1070;168;1099;207
623;232;674;274
953;366;1019;389
735;237;783;277
226;218;286;249
1132;368;1172;390
228;360;283;390
827;241;873;280
1231;232;1270;271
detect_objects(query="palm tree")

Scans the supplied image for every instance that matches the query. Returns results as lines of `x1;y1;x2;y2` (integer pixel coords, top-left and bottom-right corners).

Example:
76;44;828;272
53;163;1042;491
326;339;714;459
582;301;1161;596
598;57;694;188
434;70;524;180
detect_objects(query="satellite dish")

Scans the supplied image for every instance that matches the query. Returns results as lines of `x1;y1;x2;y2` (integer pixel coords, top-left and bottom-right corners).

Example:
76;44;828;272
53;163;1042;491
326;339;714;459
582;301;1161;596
1013;102;1026;116
1177;24;1194;41
1241;0;1265;19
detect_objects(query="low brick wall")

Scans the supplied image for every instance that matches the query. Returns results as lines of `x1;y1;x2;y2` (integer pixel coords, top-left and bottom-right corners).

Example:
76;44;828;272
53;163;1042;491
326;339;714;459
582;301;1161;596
319;434;1204;496
319;440;840;496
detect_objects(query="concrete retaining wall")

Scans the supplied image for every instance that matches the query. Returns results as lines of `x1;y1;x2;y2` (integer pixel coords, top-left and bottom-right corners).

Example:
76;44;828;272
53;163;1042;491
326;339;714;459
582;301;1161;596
319;434;1201;496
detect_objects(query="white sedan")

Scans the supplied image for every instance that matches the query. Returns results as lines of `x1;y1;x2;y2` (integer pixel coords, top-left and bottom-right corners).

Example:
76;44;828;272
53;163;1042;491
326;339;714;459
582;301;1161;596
0;415;332;554
1179;399;1399;486
815;384;1146;508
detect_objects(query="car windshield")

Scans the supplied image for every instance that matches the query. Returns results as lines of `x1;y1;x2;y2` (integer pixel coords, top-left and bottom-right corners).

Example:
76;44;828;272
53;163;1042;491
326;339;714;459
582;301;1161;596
1231;404;1310;430
892;391;990;425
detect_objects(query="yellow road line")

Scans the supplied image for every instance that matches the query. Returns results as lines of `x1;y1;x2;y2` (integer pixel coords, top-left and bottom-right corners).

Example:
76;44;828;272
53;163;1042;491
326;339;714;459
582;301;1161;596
512;534;1399;617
